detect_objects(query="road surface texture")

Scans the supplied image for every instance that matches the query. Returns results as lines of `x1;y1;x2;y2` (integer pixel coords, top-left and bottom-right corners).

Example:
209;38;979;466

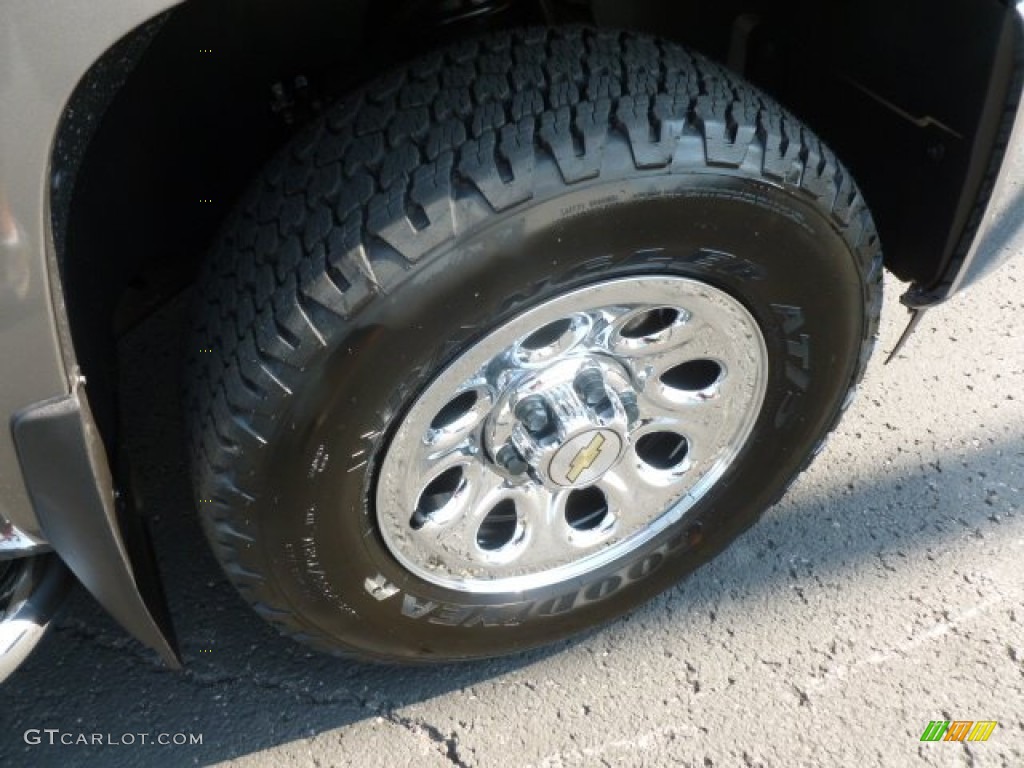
1;262;1022;768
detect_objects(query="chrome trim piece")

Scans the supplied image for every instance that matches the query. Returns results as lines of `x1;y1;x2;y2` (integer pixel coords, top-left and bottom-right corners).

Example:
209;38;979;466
376;277;768;594
0;556;71;683
0;520;52;560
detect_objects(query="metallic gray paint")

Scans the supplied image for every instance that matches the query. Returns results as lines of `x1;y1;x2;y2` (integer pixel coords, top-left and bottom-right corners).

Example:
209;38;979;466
0;0;182;541
1;0;183;669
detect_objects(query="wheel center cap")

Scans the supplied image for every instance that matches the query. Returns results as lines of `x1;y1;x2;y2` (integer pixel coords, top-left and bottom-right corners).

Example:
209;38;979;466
549;429;623;488
486;357;635;490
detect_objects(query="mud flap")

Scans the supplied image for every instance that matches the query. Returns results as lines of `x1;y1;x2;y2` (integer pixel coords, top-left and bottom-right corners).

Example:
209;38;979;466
11;380;180;667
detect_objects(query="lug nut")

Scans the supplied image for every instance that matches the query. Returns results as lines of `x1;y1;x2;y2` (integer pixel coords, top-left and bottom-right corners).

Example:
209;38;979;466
575;369;609;408
515;396;550;434
496;443;528;475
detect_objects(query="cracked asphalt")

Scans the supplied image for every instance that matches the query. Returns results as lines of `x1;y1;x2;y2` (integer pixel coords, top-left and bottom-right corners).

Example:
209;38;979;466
1;261;1022;767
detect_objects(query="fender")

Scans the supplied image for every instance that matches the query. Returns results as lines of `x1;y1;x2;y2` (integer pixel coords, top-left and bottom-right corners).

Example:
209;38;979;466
1;0;186;663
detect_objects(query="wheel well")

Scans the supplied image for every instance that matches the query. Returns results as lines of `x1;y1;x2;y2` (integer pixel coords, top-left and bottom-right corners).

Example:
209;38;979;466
52;0;1015;453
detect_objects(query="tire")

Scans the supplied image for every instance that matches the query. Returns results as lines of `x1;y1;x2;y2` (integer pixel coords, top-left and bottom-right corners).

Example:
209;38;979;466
186;27;882;663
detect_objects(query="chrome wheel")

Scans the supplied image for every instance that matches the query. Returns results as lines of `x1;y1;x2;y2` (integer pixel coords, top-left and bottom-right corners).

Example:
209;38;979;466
375;276;769;593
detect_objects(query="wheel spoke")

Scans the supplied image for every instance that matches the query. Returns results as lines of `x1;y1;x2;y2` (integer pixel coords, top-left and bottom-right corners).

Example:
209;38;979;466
621;320;722;382
632;393;724;466
411;462;501;557
420;384;493;454
509;485;566;561
600;458;670;530
414;440;478;485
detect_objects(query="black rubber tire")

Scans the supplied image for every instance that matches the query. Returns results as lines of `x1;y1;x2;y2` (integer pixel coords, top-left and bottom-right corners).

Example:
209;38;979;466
186;27;882;663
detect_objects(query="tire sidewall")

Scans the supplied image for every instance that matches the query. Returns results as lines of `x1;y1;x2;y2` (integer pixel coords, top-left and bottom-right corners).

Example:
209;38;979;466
247;173;865;660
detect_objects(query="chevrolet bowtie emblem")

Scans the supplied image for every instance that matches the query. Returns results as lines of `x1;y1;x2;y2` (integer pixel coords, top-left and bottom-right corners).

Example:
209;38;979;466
566;433;607;484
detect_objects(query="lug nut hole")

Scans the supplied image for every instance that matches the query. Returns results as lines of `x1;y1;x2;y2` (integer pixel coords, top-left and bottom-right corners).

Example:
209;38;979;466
565;486;609;531
620;307;680;338
521;318;573;351
635;432;689;470
411;466;464;529
477;500;519;550
429;390;479;431
661;359;723;391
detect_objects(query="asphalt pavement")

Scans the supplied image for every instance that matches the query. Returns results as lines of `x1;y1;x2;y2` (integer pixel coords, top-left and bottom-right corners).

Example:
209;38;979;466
0;262;1022;768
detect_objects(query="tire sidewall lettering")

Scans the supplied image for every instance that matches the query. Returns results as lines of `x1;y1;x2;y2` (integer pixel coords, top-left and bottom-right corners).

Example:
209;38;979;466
385;524;691;626
769;303;812;428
